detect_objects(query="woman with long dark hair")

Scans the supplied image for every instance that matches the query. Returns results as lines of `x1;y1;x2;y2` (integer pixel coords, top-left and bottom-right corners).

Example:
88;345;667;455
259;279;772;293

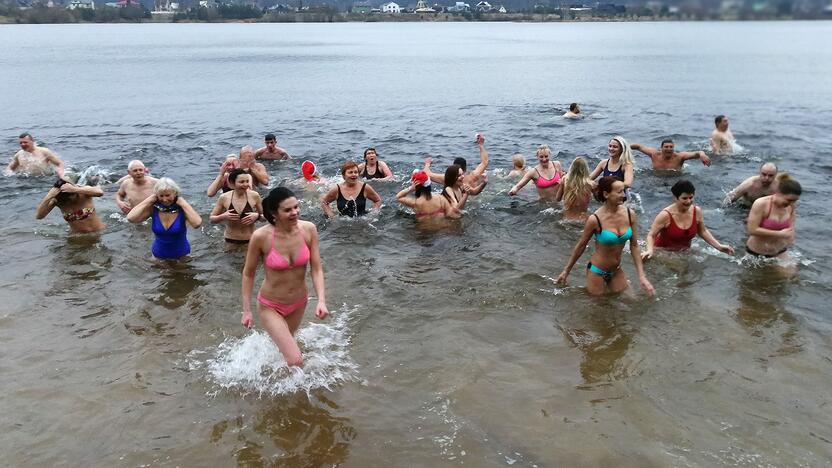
241;187;329;367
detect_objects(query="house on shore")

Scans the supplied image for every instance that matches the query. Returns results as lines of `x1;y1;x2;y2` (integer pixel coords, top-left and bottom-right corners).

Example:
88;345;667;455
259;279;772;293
66;0;95;9
381;1;401;13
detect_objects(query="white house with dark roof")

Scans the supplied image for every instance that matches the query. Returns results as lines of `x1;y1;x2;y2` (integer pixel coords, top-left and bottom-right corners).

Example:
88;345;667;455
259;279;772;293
381;1;401;12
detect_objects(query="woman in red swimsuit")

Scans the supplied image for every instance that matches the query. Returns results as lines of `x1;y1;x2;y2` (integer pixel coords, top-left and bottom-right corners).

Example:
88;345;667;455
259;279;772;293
642;180;734;259
745;174;801;259
240;187;329;367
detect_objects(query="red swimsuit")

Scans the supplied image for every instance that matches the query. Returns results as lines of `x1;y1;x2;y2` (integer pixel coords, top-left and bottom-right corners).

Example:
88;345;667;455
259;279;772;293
655;208;697;251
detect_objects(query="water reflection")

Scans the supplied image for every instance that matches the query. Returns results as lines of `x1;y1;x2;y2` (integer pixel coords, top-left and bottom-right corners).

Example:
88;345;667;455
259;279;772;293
735;265;801;356
149;259;208;310
557;298;636;385
211;393;356;467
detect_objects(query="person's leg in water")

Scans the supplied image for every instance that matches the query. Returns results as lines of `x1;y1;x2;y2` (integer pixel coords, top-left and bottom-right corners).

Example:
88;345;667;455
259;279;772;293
257;299;308;367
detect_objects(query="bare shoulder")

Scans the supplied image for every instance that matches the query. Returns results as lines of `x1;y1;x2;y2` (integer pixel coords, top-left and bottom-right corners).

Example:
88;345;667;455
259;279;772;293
252;224;272;242
300;220;318;241
249;189;262;201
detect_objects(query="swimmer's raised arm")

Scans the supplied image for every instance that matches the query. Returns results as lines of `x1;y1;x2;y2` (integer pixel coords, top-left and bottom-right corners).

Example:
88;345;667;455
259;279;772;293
35;187;60;219
680;150;711;167
62;184;103;197
395;185;417;209
127;194;157;223
471;134;489;179
43;148;65;178
423;157;445;185
176;196;202;228
630;143;657;158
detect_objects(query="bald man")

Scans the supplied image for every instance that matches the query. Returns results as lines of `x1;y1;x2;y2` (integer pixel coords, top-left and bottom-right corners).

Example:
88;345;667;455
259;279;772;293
116;160;158;214
723;162;778;206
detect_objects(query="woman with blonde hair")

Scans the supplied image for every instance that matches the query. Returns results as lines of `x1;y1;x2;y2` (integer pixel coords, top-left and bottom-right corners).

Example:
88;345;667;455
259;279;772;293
508;144;564;201
128;177;202;259
556;157;593;221
589;136;635;196
505;153;526;179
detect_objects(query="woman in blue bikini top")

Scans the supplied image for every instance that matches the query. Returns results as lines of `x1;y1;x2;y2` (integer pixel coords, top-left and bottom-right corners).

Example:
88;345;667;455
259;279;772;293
556;176;654;296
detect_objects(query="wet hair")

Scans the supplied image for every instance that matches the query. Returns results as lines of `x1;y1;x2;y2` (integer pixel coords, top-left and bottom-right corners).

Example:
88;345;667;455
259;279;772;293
128;160;145;170
264;133;276;141
263;187;296;225
561;157;592;208
154;177;181;196
609;135;635;167
671;179;696;198
228;168;250;184
363;148;377;161
536;144;551;158
239;146;254;157
776;173;802;196
511;153;525;170
760;162;777;173
19;132;33;140
661;139;674;147
715;115;726;126
341;160;359;176
444;164;462;189
595;176;622;203
452;157;467;172
415;184;432;200
569;103;579;112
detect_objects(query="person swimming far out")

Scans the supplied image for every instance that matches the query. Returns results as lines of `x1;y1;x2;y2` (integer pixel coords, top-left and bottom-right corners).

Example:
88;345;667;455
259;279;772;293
641;180;734;260
556;176;654;296
555;157;594;221
563;103;581;119
508;144;564;201
320;161;382;218
395;170;461;221
241;187;328;368
127;177;203;259
35;177;105;233
745;173;801;260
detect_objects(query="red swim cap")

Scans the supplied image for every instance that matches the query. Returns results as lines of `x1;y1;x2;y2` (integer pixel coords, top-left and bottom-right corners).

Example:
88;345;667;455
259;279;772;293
301;160;317;181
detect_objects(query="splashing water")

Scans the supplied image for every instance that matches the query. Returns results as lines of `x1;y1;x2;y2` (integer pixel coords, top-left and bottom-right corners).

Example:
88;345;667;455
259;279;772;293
204;305;360;397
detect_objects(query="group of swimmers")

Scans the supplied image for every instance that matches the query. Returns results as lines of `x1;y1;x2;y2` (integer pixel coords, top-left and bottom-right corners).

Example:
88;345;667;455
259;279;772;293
6;117;802;366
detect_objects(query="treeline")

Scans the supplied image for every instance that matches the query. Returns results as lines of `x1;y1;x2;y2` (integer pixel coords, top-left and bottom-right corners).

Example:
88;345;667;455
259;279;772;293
1;4;150;23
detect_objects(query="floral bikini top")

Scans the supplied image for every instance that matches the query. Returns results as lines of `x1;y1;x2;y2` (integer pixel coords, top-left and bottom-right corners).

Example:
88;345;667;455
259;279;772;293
63;207;95;222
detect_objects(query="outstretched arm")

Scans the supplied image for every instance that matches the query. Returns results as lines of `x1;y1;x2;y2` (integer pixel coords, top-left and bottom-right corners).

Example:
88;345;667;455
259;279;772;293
508;169;534;196
43;148;65;178
35;187;60;219
470;135;489;179
307;224;329;319
556;216;597;285
696;207;734;254
628;209;655;296
680;151;711;166
642;210;670;260
423;157;445;185
395;185;417;209
126;194;156;223
722;177;751;205
630;143;656;158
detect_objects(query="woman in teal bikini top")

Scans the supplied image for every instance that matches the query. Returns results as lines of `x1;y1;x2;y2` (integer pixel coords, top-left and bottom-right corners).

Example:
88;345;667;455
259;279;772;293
556;176;654;296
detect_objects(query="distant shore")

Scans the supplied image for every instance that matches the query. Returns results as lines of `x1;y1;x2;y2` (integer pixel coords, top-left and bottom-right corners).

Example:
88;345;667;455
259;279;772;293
1;5;824;25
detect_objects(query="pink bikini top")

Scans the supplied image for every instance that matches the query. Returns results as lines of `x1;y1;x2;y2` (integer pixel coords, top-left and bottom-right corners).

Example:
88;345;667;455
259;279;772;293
265;227;310;271
759;198;792;231
535;168;561;188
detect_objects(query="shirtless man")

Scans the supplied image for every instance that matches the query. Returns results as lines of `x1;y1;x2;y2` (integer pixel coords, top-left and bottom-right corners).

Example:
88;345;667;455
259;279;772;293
240;146;269;187
115;160;158;215
254;133;291;161
710;115;736;155
5;133;65;177
563;103;581;119
723;162;778;206
423;134;489;195
630;139;711;171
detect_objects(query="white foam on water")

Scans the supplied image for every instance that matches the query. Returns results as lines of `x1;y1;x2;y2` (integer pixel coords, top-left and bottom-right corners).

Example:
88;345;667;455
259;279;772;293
202;304;360;397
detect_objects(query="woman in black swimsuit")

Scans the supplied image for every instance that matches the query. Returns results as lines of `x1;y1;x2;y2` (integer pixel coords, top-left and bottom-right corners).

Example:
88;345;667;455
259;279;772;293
321;161;382;218
357;148;393;181
209;169;263;243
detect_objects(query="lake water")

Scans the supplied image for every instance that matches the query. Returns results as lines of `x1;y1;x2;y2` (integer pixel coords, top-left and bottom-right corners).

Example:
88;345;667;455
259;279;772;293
1;21;831;466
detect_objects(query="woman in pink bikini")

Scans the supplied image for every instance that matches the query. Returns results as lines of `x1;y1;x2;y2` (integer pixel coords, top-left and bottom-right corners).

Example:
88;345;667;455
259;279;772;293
745;174;801;259
507;144;564;201
241;187;329;367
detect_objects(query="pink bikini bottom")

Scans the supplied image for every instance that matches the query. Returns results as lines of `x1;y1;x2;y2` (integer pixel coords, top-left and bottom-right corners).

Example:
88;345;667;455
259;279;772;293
257;293;308;317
